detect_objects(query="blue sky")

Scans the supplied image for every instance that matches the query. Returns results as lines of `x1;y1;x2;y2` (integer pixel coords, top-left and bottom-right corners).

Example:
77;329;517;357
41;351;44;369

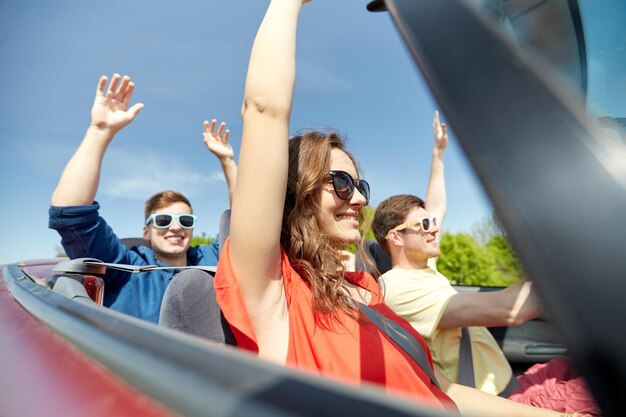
1;1;621;264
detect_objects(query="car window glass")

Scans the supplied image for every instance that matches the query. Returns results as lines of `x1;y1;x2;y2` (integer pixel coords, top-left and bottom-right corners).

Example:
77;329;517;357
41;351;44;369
465;0;626;145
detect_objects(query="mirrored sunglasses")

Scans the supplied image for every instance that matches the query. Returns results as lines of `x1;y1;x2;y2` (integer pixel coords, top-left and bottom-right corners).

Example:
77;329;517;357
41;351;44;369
145;213;197;229
328;170;370;206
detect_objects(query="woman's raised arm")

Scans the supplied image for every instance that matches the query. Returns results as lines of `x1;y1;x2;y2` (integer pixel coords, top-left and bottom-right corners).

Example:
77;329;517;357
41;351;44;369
229;0;307;351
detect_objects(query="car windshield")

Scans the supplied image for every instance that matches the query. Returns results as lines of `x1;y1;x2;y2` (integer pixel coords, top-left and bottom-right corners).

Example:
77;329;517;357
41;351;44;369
579;0;626;141
466;0;626;143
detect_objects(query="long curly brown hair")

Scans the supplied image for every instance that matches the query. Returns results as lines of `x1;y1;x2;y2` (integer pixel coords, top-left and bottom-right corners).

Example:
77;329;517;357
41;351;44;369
282;130;362;321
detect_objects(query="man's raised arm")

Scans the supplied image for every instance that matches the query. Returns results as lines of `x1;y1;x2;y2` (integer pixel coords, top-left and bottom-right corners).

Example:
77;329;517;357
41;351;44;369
203;119;237;207
51;74;144;206
425;111;448;230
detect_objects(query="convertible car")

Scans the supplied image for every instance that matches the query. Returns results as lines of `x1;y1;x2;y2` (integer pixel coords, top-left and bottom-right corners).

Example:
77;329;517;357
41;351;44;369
2;0;624;416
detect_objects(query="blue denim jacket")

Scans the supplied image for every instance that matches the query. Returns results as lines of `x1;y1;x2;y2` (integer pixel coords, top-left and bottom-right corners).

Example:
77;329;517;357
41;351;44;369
49;202;220;323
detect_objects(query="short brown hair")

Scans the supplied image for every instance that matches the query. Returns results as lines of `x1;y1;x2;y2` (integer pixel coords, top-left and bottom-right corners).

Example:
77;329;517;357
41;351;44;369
371;194;425;253
144;190;192;219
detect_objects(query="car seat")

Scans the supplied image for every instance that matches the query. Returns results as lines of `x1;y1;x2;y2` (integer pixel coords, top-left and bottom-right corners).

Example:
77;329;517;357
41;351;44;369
158;210;236;345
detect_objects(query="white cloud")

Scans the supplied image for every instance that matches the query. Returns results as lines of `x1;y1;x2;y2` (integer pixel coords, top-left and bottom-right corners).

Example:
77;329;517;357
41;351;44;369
297;60;353;94
100;149;224;199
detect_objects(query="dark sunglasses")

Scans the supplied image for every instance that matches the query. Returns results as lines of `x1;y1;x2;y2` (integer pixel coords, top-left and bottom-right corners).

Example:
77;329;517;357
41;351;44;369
145;213;197;229
328;170;370;205
392;216;438;233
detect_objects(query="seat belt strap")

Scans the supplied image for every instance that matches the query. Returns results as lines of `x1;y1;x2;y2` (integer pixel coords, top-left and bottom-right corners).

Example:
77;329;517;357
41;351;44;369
499;374;521;398
458;326;476;387
357;302;440;389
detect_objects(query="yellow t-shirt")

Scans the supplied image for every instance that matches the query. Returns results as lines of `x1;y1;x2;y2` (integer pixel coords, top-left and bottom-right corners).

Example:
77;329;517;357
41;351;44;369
380;265;512;395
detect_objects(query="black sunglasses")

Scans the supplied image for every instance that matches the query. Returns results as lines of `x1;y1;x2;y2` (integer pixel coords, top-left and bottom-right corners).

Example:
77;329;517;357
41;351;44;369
145;213;197;229
328;170;370;205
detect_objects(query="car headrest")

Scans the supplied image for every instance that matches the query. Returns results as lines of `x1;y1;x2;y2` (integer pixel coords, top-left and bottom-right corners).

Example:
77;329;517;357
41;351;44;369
219;209;231;254
356;240;392;276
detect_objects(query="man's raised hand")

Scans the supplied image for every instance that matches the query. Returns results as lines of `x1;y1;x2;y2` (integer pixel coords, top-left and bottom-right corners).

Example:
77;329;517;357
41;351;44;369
203;119;234;162
433;111;448;153
90;74;144;135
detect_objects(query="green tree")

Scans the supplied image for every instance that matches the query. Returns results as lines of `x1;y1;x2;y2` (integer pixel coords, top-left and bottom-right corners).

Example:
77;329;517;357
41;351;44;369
437;232;523;287
471;214;503;245
486;234;525;283
344;206;377;254
191;232;215;247
437;232;497;286
360;206;377;241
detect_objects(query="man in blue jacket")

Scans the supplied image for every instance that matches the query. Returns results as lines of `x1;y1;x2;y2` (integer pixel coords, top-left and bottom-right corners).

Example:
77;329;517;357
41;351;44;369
49;73;237;323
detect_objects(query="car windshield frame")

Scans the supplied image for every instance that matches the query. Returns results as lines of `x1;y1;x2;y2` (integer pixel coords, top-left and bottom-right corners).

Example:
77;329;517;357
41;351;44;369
382;1;626;416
